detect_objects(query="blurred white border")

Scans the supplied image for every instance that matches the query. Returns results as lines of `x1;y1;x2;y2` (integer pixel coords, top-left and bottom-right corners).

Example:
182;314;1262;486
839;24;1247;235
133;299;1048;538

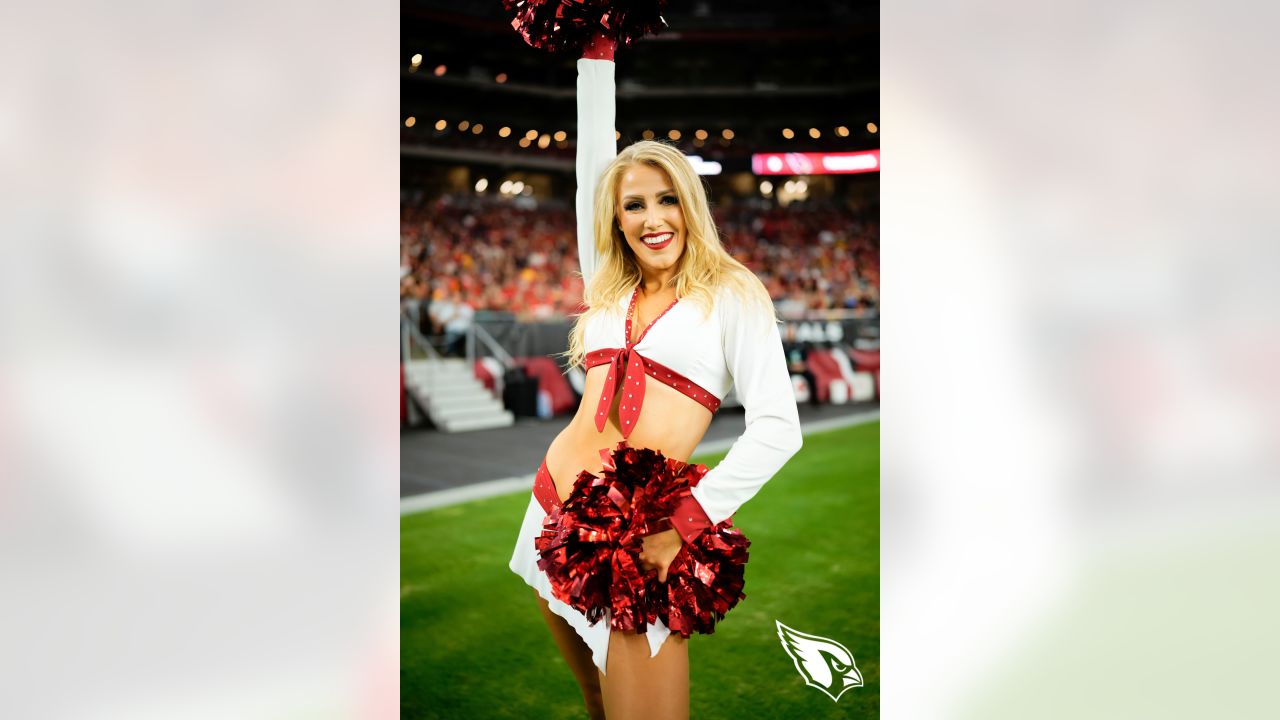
0;2;398;717
884;1;1280;716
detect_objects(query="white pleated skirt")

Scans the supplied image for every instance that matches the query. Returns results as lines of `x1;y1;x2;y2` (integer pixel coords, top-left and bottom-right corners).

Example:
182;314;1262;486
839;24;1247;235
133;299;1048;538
509;492;671;675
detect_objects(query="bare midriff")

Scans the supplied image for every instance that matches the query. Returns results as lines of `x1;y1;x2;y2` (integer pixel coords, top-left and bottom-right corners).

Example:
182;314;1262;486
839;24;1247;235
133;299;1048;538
544;364;714;503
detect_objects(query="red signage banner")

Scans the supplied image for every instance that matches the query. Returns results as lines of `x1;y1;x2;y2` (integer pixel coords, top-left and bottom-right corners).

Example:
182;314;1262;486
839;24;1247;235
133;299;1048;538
751;150;880;175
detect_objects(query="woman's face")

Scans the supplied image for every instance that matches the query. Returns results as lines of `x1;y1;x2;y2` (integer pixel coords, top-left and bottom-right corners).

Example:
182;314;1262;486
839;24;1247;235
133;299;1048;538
616;163;686;279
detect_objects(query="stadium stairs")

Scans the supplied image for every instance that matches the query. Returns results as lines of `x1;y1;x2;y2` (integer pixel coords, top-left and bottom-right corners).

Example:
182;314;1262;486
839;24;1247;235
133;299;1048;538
403;358;514;432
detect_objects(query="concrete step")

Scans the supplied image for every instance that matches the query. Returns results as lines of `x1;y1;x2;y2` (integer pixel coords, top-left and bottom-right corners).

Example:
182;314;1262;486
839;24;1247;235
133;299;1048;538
427;400;508;421
405;367;476;384
440;412;514;432
410;383;495;404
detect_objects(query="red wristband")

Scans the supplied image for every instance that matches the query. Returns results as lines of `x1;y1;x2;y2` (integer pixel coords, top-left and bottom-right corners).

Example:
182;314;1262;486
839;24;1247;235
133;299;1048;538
580;32;616;61
670;495;714;544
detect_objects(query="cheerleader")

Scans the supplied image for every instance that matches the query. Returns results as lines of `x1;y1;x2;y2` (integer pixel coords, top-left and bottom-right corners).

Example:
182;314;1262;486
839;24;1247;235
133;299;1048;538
506;21;803;720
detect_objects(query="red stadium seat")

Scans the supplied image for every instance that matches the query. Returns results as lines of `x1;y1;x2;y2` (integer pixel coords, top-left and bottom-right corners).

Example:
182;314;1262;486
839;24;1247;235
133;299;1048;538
846;348;880;398
473;360;496;394
516;357;577;416
848;348;879;371
805;349;849;404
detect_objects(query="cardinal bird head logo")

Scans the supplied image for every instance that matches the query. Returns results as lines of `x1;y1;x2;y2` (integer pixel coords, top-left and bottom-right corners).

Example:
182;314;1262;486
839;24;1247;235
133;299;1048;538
776;620;864;702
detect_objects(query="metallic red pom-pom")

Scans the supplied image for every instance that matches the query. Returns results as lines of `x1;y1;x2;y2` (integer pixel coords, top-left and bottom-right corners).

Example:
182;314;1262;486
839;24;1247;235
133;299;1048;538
534;469;632;625
535;443;750;638
501;0;669;55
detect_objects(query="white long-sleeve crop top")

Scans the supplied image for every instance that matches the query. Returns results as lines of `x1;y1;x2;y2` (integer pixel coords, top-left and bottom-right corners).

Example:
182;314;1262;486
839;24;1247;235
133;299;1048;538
574;58;802;538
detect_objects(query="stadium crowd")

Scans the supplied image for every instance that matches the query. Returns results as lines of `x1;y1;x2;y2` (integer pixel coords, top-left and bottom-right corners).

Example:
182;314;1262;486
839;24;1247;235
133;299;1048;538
401;192;878;332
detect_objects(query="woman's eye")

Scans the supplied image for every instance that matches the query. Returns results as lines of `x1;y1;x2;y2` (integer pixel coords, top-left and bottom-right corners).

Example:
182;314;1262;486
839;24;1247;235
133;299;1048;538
625;203;642;211
661;196;678;205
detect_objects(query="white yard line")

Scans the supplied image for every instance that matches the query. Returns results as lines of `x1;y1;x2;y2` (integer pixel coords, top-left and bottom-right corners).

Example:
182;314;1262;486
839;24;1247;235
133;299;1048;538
401;408;879;516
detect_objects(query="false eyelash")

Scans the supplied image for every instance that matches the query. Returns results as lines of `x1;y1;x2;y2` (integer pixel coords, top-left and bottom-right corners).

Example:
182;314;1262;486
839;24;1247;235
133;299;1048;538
624;196;679;211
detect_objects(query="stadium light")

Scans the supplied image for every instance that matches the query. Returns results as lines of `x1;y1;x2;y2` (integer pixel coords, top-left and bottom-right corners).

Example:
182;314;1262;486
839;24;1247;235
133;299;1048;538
867;122;878;134
495;73;508;83
525;129;538;140
642;130;655;140
472;124;483;134
404;117;416;128
499;126;511;138
695;129;708;140
553;131;566;142
668;129;681;141
760;181;773;195
500;181;513;194
782;128;794;139
721;128;735;140
458;120;470;131
537;134;551;149
475;178;489;193
836;126;850;137
518;137;532;148
685;155;722;176
809;128;821;138
410;54;422;68
434;64;446;76
435;119;446;131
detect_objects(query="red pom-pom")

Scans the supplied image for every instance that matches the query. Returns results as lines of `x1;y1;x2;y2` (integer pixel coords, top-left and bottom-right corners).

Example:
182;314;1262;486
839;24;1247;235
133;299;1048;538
501;0;669;55
535;443;750;638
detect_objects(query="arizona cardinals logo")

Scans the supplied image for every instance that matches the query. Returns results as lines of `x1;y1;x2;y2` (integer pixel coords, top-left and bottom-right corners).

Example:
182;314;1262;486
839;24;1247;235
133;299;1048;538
776;620;864;702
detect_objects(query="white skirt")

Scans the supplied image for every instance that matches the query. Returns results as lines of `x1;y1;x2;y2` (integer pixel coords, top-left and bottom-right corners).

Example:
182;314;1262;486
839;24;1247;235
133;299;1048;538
509;492;672;675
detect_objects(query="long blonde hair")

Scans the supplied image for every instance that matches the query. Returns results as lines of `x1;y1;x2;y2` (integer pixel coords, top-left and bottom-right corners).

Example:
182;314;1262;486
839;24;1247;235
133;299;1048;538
564;140;775;369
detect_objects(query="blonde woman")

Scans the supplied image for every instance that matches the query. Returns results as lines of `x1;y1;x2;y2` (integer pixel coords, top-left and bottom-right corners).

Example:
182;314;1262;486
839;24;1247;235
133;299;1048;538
508;36;802;720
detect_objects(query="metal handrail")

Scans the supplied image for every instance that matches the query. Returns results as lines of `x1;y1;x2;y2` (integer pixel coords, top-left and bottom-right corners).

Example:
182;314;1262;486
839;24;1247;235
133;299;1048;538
468;323;515;370
400;310;442;363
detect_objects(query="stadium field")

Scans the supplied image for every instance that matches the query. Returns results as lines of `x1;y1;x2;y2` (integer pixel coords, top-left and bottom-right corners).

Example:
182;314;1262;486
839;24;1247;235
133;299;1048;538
401;420;879;719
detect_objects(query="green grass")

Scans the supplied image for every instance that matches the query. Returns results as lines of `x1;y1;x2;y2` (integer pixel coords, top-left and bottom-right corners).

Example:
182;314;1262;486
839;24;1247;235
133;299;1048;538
402;421;879;719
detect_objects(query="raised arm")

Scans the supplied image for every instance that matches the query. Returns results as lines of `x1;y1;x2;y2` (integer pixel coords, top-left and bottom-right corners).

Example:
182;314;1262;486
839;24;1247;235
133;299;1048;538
574;36;618;290
671;294;803;538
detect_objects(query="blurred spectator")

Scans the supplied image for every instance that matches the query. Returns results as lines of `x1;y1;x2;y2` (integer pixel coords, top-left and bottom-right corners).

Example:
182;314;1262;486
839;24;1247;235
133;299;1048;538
428;288;475;357
401;192;878;318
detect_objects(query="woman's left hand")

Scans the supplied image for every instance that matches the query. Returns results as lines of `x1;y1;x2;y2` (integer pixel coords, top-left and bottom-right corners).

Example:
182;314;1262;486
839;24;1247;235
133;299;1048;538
637;528;683;583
